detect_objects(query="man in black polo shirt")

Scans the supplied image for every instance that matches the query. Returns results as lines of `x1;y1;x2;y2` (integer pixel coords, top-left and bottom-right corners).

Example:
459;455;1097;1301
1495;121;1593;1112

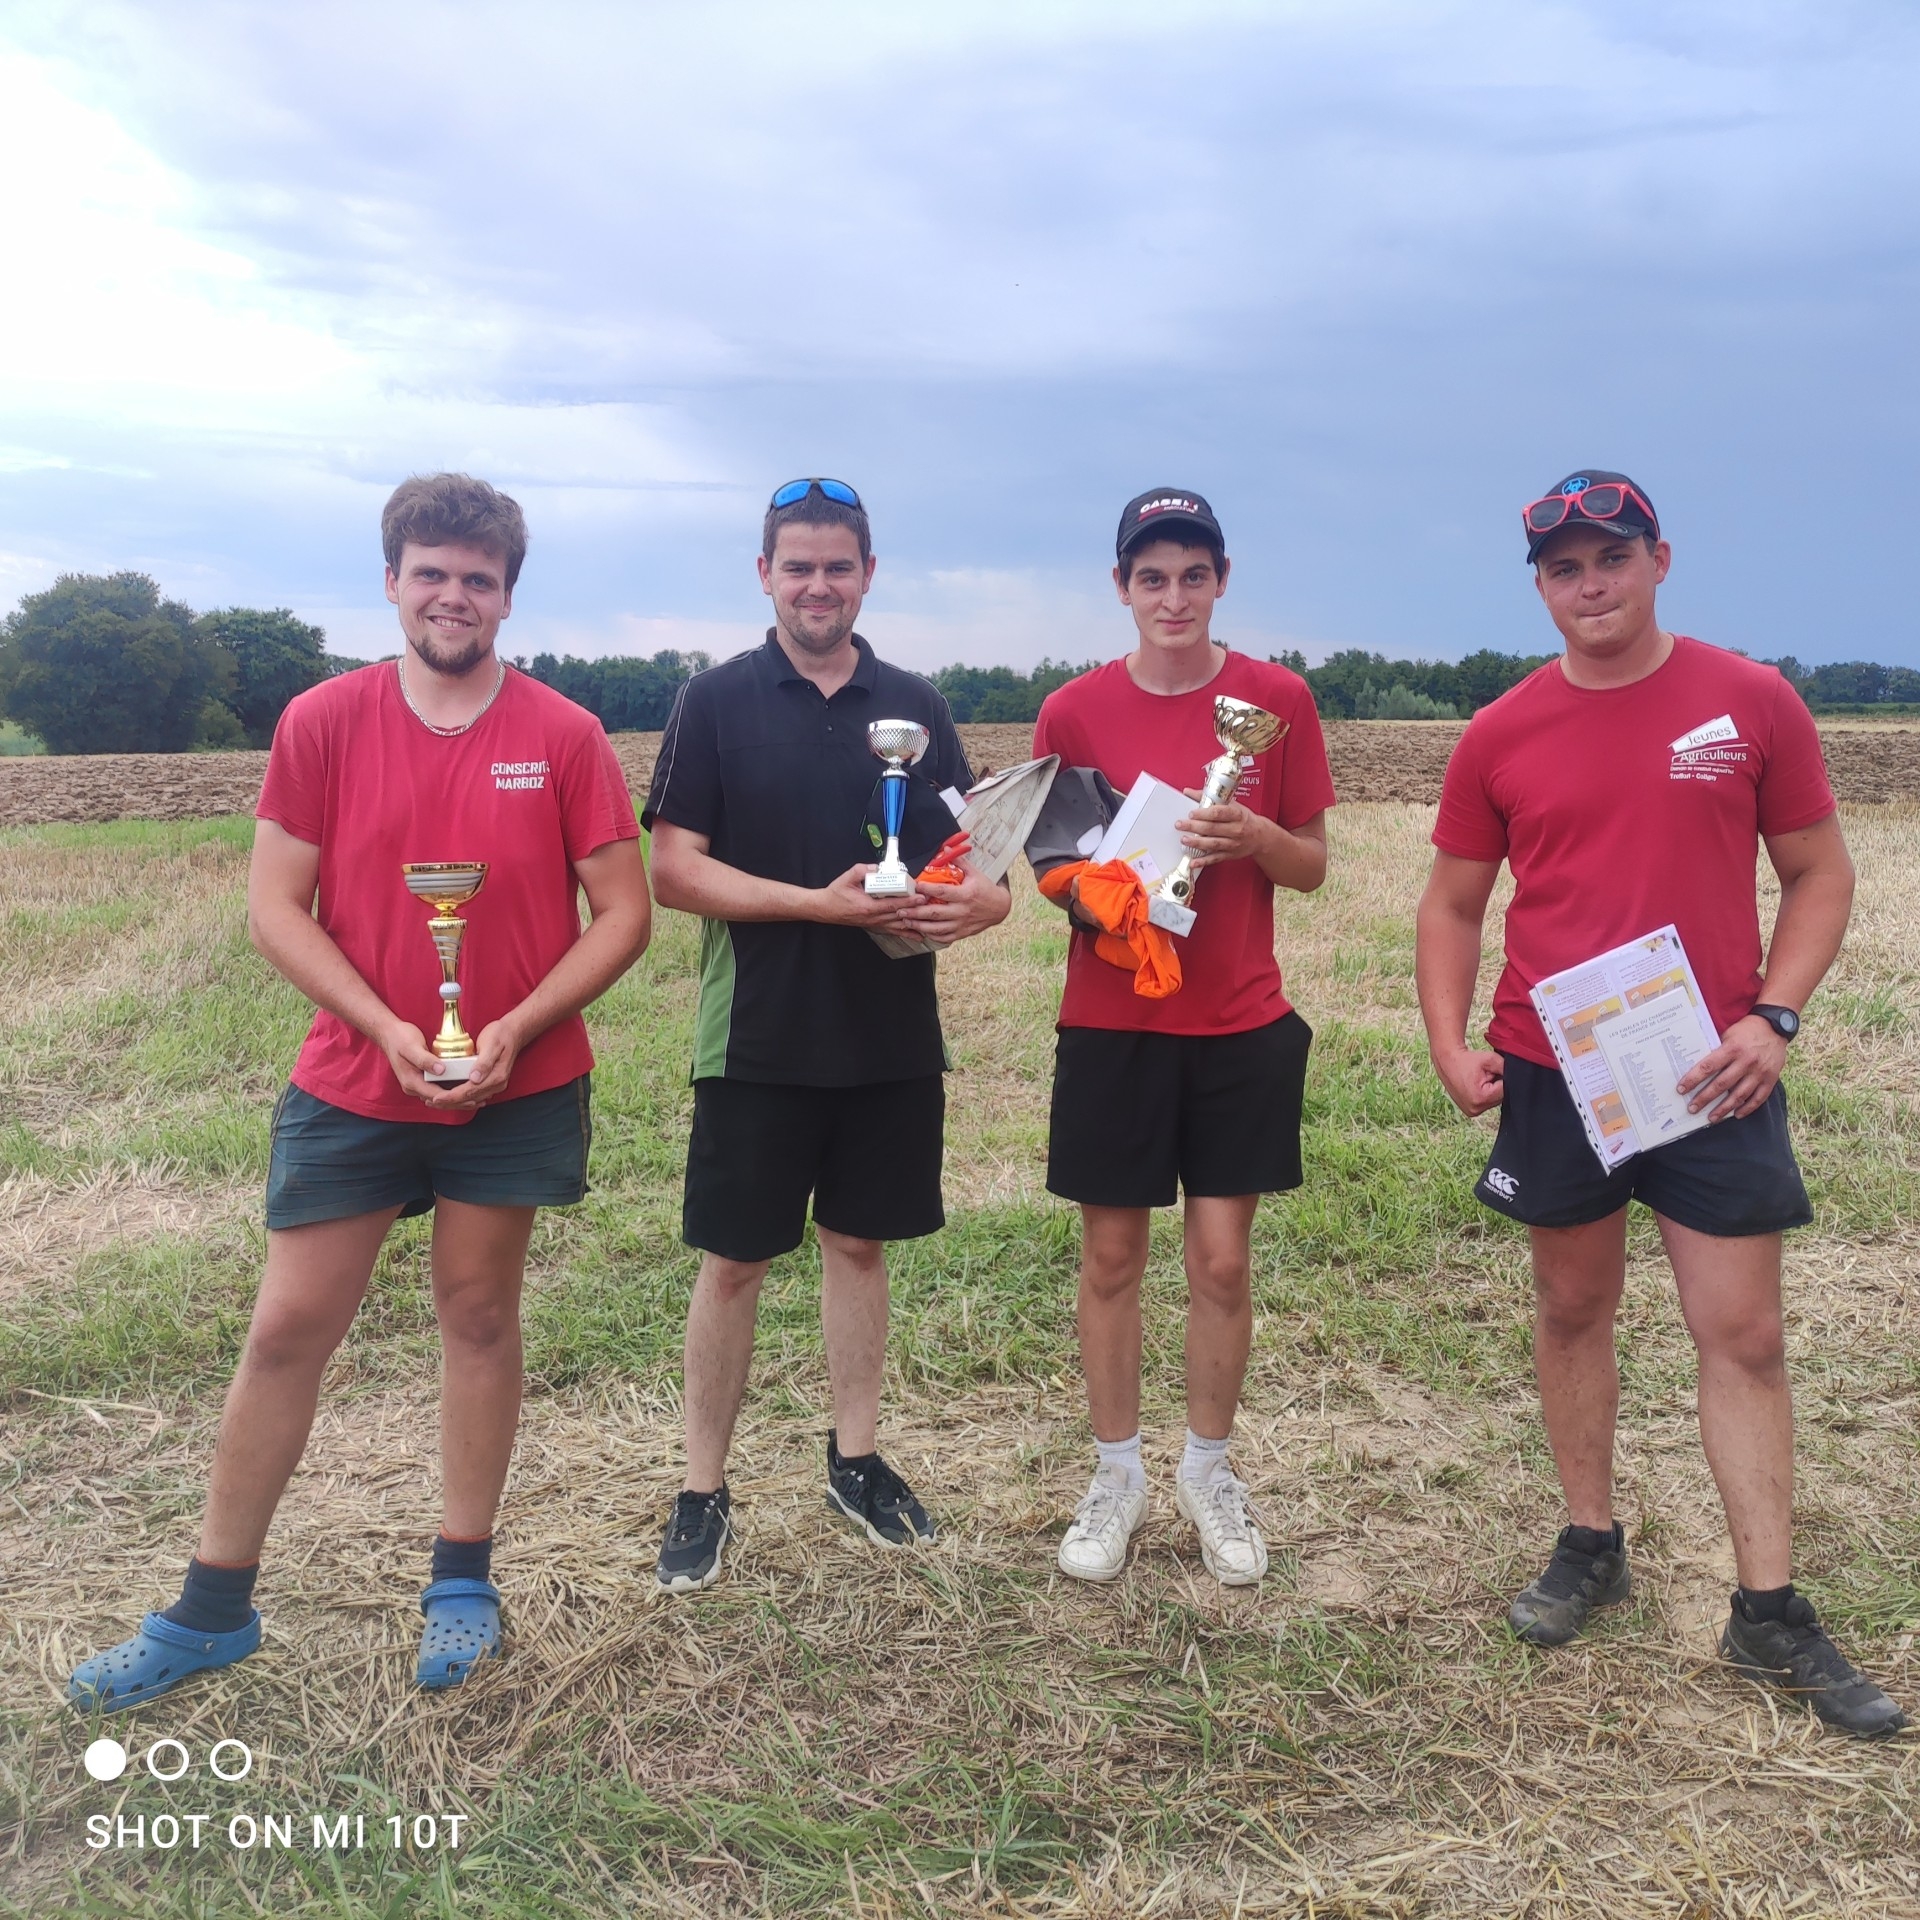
643;478;1012;1590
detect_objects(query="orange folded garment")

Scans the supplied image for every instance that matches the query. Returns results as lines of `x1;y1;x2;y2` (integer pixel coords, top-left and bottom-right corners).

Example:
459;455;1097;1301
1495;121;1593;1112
1037;858;1182;999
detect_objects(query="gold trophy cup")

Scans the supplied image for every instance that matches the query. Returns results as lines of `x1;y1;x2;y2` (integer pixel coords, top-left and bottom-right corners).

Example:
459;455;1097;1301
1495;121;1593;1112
1154;695;1287;923
401;862;489;1082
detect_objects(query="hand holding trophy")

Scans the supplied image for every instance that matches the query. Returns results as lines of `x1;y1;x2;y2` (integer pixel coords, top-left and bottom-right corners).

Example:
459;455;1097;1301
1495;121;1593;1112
863;719;932;897
400;863;489;1082
1152;695;1285;931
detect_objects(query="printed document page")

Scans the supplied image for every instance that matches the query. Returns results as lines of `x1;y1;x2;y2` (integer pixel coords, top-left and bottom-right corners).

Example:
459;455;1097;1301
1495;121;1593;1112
1529;926;1721;1170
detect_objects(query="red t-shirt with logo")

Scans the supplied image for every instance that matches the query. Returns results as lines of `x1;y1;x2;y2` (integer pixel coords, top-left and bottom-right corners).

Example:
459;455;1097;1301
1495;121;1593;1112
256;664;640;1123
1433;636;1834;1069
1032;653;1336;1034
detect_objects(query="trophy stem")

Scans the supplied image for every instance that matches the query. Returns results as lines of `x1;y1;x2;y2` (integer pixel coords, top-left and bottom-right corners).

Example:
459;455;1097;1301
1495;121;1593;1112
1159;748;1244;907
865;762;915;897
428;912;476;1059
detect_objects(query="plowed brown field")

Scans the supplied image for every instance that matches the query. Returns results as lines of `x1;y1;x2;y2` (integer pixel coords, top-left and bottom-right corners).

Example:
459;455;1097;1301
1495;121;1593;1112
3;720;1918;828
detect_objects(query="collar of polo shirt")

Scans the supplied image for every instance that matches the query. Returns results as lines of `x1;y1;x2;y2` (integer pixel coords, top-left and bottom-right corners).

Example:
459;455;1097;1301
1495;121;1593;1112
763;629;881;692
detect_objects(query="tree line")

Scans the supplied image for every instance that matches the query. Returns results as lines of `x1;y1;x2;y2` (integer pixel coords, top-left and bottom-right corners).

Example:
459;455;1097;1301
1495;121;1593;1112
1284;647;1920;720
1;572;1915;752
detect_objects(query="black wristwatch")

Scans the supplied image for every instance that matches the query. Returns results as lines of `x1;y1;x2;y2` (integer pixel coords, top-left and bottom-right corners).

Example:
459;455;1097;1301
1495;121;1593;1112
1750;1004;1801;1042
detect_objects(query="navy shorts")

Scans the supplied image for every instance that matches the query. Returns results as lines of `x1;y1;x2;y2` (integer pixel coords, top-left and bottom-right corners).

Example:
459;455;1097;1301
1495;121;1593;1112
681;1074;945;1262
1046;1011;1312;1209
1475;1054;1812;1237
264;1077;593;1229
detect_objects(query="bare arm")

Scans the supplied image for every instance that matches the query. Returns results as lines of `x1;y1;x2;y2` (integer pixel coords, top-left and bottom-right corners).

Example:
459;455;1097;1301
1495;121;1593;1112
1757;810;1856;1011
249;820;652;1113
439;834;653;1112
1676;810;1855;1121
248;819;446;1098
1415;850;1506;1115
649;820;913;931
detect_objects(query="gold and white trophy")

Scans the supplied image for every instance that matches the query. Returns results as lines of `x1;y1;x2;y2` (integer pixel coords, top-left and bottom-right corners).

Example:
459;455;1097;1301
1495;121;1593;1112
1149;695;1286;934
400;863;489;1082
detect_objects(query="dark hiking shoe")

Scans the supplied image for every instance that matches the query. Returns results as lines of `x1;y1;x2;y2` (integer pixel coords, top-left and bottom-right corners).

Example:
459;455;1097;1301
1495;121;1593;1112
1509;1522;1631;1646
655;1486;731;1594
1721;1593;1908;1739
825;1432;934;1547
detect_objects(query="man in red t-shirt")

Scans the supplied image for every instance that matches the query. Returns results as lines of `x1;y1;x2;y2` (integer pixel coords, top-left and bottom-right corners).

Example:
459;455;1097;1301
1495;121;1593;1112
70;474;650;1715
1032;489;1335;1588
1416;468;1901;1737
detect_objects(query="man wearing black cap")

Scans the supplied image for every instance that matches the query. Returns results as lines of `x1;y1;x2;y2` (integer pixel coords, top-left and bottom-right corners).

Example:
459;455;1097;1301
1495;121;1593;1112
1415;469;1902;1736
1031;490;1334;1587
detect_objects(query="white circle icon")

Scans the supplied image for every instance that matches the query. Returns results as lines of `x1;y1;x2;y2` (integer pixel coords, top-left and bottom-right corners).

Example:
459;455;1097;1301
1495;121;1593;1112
83;1738;128;1782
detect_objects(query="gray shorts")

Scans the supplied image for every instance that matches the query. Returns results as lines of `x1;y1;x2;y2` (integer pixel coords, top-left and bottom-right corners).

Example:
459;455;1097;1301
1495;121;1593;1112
264;1077;592;1229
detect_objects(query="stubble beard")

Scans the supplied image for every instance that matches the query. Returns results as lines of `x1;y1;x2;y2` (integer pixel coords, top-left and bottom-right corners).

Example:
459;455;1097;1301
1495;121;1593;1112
778;601;856;657
409;626;493;678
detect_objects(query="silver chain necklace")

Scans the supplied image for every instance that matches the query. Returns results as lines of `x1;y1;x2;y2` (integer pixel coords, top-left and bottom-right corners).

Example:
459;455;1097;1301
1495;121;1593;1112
397;651;507;737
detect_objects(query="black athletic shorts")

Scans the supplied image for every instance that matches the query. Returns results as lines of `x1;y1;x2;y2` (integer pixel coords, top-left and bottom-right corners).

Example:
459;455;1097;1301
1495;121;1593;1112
1475;1053;1813;1237
1045;1011;1312;1209
682;1074;946;1262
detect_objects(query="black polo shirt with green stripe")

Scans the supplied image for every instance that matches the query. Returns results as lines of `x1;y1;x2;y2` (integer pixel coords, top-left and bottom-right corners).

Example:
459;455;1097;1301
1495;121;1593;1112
641;631;972;1086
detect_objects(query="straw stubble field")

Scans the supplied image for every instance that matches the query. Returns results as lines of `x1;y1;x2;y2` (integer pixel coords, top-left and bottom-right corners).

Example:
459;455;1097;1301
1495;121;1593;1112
0;790;1917;1917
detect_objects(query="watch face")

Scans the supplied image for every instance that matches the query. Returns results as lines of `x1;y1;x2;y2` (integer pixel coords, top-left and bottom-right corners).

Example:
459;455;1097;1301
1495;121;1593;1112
1778;1009;1800;1037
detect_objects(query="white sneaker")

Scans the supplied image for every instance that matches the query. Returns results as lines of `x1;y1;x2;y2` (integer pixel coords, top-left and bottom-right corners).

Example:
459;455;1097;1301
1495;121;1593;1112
1057;1476;1149;1582
1175;1469;1269;1586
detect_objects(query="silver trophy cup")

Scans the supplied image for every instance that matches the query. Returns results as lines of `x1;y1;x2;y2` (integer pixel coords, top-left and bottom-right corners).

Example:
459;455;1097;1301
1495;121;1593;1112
864;718;933;896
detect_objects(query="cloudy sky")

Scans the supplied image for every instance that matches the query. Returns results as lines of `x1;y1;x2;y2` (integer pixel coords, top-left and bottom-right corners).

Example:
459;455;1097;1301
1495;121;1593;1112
2;0;1915;672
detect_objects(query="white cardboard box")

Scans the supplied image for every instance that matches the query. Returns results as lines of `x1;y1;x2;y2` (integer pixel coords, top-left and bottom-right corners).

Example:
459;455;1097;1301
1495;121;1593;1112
1091;772;1191;888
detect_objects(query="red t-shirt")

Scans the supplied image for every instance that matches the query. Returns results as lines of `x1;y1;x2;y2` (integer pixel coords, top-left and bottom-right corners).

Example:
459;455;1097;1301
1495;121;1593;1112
1032;652;1336;1034
256;664;640;1123
1432;636;1835;1069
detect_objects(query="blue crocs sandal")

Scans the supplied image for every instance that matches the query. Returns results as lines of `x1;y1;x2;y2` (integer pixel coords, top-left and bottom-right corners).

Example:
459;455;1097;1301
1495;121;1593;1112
69;1611;262;1716
416;1578;501;1689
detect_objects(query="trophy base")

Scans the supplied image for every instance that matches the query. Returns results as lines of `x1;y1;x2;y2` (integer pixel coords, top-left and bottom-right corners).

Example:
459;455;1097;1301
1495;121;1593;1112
425;1055;480;1084
864;868;915;897
1148;893;1196;937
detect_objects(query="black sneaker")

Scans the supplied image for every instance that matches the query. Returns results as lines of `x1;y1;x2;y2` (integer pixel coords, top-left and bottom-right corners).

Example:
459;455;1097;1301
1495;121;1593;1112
1508;1522;1631;1646
1721;1592;1908;1739
825;1432;934;1547
655;1486;731;1593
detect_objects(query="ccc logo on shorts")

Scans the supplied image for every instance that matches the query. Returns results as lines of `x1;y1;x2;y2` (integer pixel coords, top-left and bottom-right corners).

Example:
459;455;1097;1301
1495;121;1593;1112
1485;1167;1519;1199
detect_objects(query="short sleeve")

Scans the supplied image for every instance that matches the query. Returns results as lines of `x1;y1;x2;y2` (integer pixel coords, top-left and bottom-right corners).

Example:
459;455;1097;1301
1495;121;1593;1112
1032;694;1059;764
1432;719;1510;862
641;677;723;835
1757;675;1836;836
1275;683;1337;828
558;720;641;864
256;692;327;845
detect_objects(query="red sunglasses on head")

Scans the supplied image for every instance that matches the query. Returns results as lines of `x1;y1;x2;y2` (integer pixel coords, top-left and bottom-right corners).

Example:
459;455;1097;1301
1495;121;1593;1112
1522;480;1658;539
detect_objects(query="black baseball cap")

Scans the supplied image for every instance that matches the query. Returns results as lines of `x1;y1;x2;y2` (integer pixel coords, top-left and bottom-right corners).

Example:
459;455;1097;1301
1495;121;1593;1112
1524;469;1660;564
1116;488;1225;559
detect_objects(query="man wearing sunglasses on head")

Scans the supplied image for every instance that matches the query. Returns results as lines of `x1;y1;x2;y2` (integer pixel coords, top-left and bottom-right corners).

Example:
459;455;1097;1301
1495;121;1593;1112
1415;468;1902;1737
641;478;1011;1591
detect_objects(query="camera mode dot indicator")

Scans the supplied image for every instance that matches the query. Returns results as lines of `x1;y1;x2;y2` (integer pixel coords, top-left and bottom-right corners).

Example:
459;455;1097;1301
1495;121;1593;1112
83;1738;128;1782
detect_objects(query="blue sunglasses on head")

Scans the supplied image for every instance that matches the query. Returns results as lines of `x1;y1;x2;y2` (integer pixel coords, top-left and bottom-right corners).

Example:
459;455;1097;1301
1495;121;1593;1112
769;477;862;510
